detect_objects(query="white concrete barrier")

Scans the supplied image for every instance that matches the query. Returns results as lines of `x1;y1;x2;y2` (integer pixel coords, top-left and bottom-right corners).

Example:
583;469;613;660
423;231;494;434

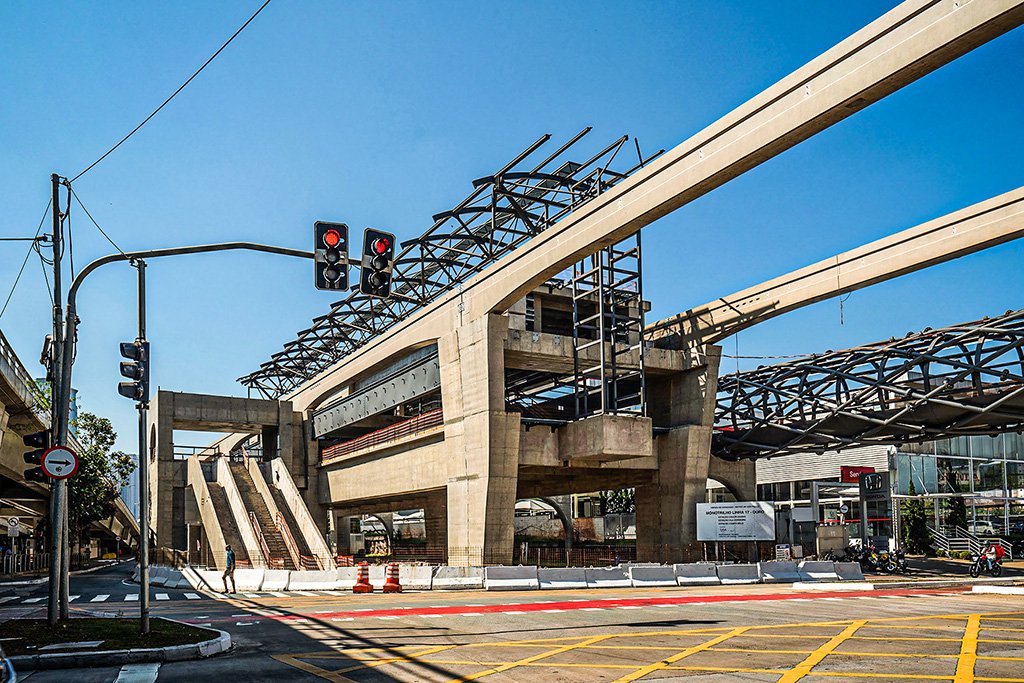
716;564;760;585
162;569;186;589
585;566;632;589
484;565;540;591
401;565;434;590
757;561;801;584
196;569;223;591
336;567;359;590
835;562;865;582
368;565;386;585
798;561;839;582
181;565;209;590
538;567;588;590
629;565;678;588
674;564;721;586
149;566;169;587
289;570;339;591
432;566;484;590
131;564;140;583
262;569;290;591
232;568;266;591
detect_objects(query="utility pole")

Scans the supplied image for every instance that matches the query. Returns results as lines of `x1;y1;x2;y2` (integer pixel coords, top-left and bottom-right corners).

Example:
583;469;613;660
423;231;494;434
46;174;63;626
135;259;150;634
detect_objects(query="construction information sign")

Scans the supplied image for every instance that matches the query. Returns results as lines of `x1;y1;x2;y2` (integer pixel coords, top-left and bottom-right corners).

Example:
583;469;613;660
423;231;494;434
696;502;775;541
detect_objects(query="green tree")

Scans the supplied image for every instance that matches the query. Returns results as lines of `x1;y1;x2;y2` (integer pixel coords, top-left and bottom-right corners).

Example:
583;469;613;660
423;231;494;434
900;481;930;554
600;488;636;514
68;412;135;545
947;495;968;530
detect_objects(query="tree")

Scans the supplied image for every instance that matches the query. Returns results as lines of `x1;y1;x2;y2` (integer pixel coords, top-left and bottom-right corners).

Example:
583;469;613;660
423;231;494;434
947;495;968;530
900;481;930;554
68;412;135;547
600;488;636;514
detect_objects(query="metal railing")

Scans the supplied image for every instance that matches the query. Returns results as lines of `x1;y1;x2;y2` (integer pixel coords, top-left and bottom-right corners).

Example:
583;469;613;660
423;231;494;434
275;511;307;570
928;526;1014;560
0;329;48;416
0;552;49;575
322;409;443;462
249;511;283;569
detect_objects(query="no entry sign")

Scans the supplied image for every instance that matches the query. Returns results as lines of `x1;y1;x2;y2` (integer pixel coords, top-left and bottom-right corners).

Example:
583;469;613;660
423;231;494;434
41;446;79;479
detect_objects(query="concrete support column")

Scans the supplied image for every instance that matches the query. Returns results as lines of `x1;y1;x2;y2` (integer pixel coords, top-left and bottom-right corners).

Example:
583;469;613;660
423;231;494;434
149;391;176;547
707;456;757;502
423;495;448;564
261;425;279;462
440;313;520;566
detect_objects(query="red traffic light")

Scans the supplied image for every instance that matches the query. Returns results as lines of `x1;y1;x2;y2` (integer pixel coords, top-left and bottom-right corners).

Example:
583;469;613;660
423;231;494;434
323;229;342;248
372;237;390;254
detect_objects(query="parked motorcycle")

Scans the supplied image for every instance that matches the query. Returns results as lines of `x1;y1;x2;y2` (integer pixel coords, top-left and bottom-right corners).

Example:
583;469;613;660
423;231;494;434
969;552;1003;578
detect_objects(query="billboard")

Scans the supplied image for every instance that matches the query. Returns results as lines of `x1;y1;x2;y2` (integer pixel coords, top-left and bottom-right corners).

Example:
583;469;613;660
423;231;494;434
696;502;775;541
840;465;875;484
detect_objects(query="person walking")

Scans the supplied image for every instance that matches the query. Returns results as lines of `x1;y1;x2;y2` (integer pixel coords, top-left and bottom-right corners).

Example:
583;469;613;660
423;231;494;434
223;544;236;593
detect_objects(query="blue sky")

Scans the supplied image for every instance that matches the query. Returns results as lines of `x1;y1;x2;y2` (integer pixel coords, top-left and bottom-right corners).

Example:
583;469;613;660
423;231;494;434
2;1;1023;452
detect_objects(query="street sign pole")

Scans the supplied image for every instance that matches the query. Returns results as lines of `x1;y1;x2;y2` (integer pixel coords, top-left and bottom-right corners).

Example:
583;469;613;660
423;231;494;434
136;259;150;635
46;173;64;626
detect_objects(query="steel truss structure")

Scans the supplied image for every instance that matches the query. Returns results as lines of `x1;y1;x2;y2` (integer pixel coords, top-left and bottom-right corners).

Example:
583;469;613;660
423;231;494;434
239;129;663;398
714;309;1024;460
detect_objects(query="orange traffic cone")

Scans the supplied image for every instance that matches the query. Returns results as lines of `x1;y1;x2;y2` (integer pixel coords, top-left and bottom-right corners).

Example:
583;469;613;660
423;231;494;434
382;562;402;593
353;561;374;593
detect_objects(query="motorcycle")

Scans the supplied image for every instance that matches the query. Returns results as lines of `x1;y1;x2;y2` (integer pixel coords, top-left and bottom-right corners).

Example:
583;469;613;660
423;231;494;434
969;552;1003;578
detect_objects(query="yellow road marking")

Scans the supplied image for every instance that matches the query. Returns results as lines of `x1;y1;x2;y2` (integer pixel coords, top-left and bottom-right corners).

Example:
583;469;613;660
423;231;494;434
610;627;750;683
954;613;981;683
443;634;613;682
776;620;867;683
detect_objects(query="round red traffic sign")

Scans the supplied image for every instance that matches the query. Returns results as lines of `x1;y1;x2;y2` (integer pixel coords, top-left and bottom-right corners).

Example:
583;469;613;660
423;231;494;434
41;446;79;480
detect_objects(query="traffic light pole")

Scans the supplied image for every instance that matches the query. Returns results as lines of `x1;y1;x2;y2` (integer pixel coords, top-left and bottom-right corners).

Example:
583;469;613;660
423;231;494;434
136;259;150;634
51;242;312;631
46;174;63;626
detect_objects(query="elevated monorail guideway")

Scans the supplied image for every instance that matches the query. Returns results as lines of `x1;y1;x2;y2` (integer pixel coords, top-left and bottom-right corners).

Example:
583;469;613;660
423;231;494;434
713;308;1024;460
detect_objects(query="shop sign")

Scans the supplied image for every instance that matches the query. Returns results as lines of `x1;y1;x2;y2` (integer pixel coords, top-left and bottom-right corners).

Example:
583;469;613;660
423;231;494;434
841;465;875;483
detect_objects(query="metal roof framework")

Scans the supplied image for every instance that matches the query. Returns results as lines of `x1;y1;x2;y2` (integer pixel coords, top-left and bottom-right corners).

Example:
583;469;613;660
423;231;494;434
239;129;663;398
714;309;1024;460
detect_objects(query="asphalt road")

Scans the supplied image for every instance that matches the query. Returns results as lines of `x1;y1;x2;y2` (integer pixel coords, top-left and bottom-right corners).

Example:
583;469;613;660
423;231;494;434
3;563;1023;682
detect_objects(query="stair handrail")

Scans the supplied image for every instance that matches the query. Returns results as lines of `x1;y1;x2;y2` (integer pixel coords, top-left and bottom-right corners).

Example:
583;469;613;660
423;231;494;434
275;511;307;570
249;510;282;569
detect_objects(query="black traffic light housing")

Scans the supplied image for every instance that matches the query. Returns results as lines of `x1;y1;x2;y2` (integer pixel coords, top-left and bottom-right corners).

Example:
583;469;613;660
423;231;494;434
118;340;150;403
23;429;50;483
359;228;395;298
314;222;349;291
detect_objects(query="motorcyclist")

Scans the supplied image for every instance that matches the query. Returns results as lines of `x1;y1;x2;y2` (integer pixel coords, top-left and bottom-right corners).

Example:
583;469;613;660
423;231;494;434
981;541;999;572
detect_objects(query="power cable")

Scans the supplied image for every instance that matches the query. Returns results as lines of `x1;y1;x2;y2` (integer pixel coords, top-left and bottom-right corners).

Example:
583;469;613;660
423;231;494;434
70;0;273;182
0;200;52;320
69;186;128;257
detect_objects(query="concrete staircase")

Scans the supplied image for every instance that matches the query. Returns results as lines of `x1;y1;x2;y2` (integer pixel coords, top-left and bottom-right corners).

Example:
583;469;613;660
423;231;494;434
207;483;250;565
270;486;313;559
230;462;296;570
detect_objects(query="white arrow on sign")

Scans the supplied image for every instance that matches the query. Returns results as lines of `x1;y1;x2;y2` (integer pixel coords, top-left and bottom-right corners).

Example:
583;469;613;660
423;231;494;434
6;517;18;528
41;446;79;480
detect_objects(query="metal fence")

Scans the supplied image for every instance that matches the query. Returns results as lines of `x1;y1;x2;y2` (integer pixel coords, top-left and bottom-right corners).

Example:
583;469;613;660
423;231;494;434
0;553;50;575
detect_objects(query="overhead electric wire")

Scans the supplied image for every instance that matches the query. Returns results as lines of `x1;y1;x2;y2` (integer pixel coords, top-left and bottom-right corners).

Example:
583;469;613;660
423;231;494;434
70;186;127;258
70;0;273;182
0;200;52;320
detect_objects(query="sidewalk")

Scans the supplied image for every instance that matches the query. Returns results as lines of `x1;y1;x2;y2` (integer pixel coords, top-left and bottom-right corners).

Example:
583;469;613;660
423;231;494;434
876;556;1023;579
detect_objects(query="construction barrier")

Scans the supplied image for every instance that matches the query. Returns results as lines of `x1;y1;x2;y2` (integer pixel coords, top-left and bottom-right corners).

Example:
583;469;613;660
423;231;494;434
290;569;340;591
261;569;290;591
673;563;721;586
382;563;402;593
232;568;266;591
149;566;169;587
132;564;140;582
484;565;540;591
353;562;373;593
401;565;434;590
757;561;802;584
538;567;588;590
835;562;866;581
798;560;839;582
195;569;223;590
432;566;484;590
336;566;359;590
368;565;386;585
629;565;678;588
716;564;760;585
585;566;632;589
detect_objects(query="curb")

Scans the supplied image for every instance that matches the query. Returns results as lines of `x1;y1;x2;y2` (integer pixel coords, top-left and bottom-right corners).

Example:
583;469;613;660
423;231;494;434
0;560;131;587
872;577;1023;590
971;585;1024;595
8;618;231;671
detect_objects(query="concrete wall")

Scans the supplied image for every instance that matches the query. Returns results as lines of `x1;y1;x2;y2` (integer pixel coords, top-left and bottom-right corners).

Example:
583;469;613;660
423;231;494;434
186;456;227;569
269;458;335;568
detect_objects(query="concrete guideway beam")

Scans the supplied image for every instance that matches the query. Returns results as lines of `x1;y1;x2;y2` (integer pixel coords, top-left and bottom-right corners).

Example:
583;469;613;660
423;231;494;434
286;0;1024;411
648;185;1024;346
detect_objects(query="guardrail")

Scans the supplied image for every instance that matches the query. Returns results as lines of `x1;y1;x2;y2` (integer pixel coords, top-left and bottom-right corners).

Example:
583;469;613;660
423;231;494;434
0;329;47;415
275;511;305;570
0;552;49;574
322;409;443;462
249;511;283;569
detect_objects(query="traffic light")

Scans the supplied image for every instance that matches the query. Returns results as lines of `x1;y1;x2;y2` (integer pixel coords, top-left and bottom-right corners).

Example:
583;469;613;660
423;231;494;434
23;430;50;484
118;340;150;403
359;228;395;297
314;221;349;291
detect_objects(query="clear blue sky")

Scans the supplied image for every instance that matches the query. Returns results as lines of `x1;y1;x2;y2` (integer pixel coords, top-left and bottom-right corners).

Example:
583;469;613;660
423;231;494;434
2;1;1023;453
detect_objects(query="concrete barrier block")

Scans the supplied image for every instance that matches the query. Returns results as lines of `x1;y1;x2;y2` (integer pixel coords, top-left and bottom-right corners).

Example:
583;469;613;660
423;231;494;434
289;570;339;591
261;569;290;591
585;566;632;589
337;567;358;590
538;567;588;590
368;565;386;584
757;561;801;584
131;564;140;583
629;565;677;588
232;568;266;591
673;563;721;586
835;562;865;581
798;561;839;582
196;569;222;591
149;566;168;587
432;566;484;590
716;564;760;584
484;565;539;591
401;565;434;590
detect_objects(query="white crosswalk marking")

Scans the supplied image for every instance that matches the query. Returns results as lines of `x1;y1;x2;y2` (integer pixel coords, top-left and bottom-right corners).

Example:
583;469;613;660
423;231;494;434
126;594;139;601
91;595;110;602
0;596;17;604
114;662;160;683
268;592;287;597
68;595;80;602
23;597;44;603
243;592;261;598
155;593;170;601
184;593;201;600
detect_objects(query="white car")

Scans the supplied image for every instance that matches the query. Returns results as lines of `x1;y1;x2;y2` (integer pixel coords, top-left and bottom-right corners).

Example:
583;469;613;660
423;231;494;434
971;521;997;536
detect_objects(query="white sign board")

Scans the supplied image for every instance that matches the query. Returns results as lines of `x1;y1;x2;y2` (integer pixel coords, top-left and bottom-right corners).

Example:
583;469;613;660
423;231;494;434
696;502;775;541
6;517;18;529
